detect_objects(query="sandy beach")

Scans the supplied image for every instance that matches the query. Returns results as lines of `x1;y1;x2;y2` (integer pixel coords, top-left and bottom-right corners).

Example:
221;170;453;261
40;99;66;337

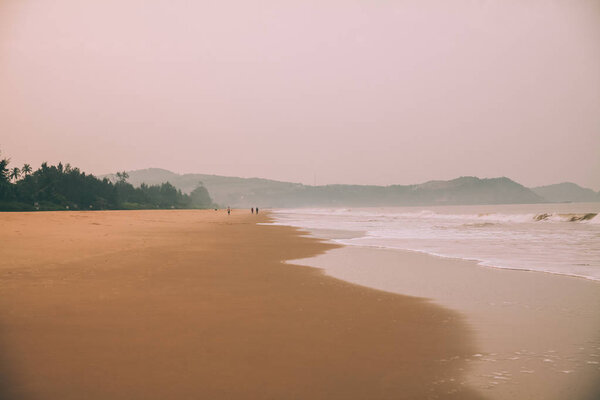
0;210;482;399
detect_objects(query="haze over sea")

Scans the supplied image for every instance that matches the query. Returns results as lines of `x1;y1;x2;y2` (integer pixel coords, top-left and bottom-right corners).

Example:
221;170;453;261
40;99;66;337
272;203;600;281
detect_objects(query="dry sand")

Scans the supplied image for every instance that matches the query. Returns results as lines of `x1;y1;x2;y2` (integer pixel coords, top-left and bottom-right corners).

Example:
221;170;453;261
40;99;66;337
0;210;483;400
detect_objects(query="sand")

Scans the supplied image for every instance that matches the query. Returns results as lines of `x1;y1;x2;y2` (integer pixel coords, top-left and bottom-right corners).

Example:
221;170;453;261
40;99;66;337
0;210;483;400
290;246;600;400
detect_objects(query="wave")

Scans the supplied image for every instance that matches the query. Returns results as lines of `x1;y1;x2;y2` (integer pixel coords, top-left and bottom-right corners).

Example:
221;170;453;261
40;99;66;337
275;209;599;224
271;206;600;282
472;212;598;223
533;213;598;222
462;222;497;228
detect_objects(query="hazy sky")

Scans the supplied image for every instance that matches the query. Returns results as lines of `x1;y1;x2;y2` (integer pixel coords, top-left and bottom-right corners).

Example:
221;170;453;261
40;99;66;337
1;0;599;189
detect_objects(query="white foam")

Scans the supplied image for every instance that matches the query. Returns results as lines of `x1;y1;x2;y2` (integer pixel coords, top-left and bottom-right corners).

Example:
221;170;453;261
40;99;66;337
271;203;600;281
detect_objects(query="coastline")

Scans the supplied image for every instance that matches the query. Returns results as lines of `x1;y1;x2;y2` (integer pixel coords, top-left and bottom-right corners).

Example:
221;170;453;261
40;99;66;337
287;236;600;400
0;210;482;399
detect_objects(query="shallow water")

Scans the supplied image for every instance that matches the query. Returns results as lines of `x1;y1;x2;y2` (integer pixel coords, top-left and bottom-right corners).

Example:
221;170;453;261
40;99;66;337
270;203;600;281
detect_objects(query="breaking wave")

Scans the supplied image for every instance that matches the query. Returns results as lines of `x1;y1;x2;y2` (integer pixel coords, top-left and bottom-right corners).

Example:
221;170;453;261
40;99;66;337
281;208;599;224
271;204;600;281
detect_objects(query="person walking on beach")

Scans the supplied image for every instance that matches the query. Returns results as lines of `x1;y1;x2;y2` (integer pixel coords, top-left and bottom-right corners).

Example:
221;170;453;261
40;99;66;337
227;207;231;216
251;207;254;214
255;207;259;214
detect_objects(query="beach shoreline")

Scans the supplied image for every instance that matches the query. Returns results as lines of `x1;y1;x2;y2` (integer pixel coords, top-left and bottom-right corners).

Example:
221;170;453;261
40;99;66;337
286;236;600;400
0;210;482;399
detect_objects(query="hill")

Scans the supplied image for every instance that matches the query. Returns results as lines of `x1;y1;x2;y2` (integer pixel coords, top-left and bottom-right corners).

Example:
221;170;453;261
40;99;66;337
532;182;600;203
103;169;546;208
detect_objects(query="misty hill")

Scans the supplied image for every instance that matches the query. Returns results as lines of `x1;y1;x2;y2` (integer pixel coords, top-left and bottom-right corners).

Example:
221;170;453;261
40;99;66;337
532;182;600;203
103;169;546;208
103;168;303;207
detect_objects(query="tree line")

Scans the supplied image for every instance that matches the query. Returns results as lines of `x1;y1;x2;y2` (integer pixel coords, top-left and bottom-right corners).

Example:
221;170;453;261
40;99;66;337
0;153;214;211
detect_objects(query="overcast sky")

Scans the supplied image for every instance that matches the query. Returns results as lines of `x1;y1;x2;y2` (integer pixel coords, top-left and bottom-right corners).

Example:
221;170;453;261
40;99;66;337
1;0;599;189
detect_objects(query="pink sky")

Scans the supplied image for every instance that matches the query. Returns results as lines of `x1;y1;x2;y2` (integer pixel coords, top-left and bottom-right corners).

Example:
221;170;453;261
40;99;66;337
1;0;599;189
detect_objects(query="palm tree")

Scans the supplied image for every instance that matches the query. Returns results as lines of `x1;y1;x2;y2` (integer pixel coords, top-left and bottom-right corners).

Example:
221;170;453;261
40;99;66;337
10;167;20;182
22;163;32;176
0;158;9;183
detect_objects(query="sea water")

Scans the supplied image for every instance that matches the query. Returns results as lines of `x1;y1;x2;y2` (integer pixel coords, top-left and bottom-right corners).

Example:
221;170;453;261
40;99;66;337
270;203;600;281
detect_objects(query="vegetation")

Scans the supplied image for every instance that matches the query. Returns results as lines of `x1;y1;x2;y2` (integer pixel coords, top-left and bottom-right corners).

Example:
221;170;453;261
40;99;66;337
0;152;214;211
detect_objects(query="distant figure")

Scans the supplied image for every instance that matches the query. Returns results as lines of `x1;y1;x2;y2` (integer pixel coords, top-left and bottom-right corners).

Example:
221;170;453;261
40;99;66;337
256;207;259;214
251;208;254;214
227;207;231;215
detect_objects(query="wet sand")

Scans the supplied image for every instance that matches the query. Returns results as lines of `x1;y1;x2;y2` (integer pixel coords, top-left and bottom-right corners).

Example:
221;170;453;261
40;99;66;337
0;210;482;400
291;246;600;400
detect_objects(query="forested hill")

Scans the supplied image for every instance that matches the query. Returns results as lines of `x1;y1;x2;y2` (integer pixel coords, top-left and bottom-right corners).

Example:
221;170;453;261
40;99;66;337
103;168;550;208
0;159;214;211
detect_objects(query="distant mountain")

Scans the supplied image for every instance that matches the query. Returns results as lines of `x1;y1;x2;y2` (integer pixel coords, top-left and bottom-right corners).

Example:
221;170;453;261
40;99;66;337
103;169;546;208
532;182;600;203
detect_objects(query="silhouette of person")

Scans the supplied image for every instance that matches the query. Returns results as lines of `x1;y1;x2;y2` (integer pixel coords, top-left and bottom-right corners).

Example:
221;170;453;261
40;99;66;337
256;207;259;214
227;207;231;215
251;208;254;214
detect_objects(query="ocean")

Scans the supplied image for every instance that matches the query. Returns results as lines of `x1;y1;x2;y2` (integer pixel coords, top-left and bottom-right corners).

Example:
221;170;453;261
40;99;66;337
270;203;600;281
